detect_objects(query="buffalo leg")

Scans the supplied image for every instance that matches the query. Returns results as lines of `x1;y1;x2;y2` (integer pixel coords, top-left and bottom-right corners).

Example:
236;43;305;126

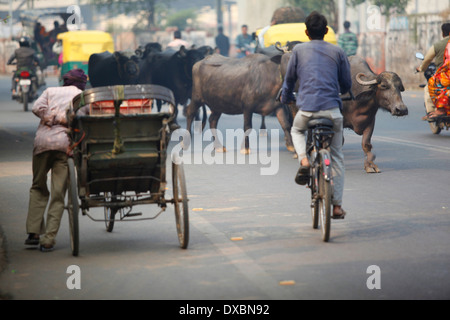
186;100;202;135
275;106;295;153
209;111;225;152
362;122;380;173
241;111;253;154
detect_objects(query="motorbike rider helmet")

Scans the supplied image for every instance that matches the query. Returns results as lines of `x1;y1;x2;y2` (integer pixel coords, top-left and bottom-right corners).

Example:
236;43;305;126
19;37;31;47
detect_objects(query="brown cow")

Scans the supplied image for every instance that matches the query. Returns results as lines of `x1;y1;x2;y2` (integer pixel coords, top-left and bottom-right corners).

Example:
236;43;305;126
185;53;294;153
342;56;408;173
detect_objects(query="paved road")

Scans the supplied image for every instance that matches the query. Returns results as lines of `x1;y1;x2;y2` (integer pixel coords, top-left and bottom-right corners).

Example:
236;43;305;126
0;75;449;302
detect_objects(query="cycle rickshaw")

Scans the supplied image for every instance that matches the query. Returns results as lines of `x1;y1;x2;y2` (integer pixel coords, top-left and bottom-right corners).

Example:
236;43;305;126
66;84;189;256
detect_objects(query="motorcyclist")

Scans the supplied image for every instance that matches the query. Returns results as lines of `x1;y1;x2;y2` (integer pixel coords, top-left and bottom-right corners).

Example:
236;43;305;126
7;36;41;97
417;23;450;119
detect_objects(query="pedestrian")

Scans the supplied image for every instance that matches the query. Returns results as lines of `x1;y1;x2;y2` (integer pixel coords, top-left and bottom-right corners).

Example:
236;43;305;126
235;24;254;58
338;21;358;56
167;30;189;50
281;11;352;219
215;26;230;57
25;69;87;252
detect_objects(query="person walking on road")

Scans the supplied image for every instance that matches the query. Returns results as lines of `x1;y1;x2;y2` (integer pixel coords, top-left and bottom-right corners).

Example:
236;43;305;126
25;69;87;252
338;21;358;56
215;26;230;57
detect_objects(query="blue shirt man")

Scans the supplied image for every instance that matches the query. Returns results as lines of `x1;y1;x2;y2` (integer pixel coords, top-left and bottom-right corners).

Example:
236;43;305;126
235;24;254;58
281;11;352;219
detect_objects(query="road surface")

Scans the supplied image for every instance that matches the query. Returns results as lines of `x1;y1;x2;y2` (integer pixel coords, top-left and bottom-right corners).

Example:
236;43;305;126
0;75;449;302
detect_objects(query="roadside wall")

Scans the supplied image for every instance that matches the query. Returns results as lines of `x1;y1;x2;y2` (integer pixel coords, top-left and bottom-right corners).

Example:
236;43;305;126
349;12;449;89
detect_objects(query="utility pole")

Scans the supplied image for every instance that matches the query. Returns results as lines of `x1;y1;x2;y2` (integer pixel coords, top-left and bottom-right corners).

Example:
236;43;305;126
217;0;223;28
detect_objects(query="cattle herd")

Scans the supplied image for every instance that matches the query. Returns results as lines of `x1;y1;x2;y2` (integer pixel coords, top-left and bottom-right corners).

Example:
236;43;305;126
87;42;409;173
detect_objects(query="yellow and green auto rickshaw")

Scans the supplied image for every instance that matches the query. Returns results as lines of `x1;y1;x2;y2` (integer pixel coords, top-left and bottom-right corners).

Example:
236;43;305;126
256;22;337;49
57;30;114;82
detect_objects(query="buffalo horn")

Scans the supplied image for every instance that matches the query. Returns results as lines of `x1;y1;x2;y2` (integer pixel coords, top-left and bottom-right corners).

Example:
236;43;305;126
356;73;378;86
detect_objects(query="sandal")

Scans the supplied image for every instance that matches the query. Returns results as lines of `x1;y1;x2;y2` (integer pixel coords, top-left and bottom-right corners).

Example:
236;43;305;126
295;165;310;185
332;207;346;220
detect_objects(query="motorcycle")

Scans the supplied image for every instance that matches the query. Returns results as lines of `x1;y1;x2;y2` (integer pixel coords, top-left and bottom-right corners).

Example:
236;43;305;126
416;52;450;134
11;64;38;112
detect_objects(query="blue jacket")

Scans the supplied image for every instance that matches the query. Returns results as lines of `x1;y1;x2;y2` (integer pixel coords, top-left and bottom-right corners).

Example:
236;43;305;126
281;40;352;112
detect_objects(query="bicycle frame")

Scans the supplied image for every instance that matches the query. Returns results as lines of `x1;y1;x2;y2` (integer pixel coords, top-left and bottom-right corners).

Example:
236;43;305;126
306;122;334;185
306;119;335;241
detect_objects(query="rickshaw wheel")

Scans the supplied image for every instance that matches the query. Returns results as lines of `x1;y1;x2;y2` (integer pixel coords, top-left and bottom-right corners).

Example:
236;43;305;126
172;162;189;249
104;193;118;232
67;158;79;256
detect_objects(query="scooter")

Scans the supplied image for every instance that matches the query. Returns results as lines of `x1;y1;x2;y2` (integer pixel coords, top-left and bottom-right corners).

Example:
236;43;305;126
415;52;450;134
11;64;38;112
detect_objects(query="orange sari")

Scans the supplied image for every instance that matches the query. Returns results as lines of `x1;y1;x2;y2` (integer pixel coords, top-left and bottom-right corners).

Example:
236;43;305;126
428;39;450;115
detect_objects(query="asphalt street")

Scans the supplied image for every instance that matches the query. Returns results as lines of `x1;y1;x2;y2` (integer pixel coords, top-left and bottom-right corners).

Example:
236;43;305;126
0;75;449;302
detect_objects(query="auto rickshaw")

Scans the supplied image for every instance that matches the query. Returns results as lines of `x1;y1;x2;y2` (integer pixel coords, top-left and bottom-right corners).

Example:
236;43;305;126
256;22;337;49
56;30;114;83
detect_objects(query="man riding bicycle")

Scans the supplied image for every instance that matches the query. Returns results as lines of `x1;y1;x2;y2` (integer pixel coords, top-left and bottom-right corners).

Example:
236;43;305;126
281;11;352;219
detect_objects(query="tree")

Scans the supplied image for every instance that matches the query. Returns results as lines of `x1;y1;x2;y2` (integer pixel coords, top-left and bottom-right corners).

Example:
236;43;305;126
347;0;411;18
90;0;172;29
285;0;339;31
164;9;197;31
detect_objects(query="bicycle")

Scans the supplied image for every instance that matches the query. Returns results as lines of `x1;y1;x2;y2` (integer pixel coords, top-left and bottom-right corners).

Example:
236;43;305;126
306;118;335;242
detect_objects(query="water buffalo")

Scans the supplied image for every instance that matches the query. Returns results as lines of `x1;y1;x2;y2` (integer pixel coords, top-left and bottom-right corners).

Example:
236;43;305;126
185;53;294;153
135;42;162;59
138;45;213;127
342;56;408;173
88;51;140;87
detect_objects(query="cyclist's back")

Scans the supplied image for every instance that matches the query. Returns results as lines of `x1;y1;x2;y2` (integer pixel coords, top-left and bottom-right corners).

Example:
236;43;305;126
281;11;351;219
284;40;351;112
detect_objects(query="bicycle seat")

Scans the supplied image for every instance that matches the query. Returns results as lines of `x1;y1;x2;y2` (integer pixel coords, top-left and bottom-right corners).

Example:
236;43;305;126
308;118;334;129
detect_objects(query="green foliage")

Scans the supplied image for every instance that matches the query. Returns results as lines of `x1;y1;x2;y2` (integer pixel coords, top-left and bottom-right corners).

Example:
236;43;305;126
1;15;10;24
286;0;334;15
285;0;338;29
347;0;411;17
89;0;171;27
164;9;197;30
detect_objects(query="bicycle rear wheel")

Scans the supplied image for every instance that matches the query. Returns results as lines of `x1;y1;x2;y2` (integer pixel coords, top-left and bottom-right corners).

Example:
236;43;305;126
310;166;319;229
318;150;332;242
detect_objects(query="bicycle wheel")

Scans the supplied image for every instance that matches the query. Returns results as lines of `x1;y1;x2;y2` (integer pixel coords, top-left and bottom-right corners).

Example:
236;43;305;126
318;150;332;242
67;158;79;256
172;162;189;249
310;166;319;229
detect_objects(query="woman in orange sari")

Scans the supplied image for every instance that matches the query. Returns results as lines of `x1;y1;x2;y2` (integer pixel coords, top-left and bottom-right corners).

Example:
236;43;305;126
428;38;450;117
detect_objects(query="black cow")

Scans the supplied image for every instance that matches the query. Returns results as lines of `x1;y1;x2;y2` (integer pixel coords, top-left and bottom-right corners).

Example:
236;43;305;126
135;42;162;59
185;53;294;153
138;45;213;127
88;51;140;87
